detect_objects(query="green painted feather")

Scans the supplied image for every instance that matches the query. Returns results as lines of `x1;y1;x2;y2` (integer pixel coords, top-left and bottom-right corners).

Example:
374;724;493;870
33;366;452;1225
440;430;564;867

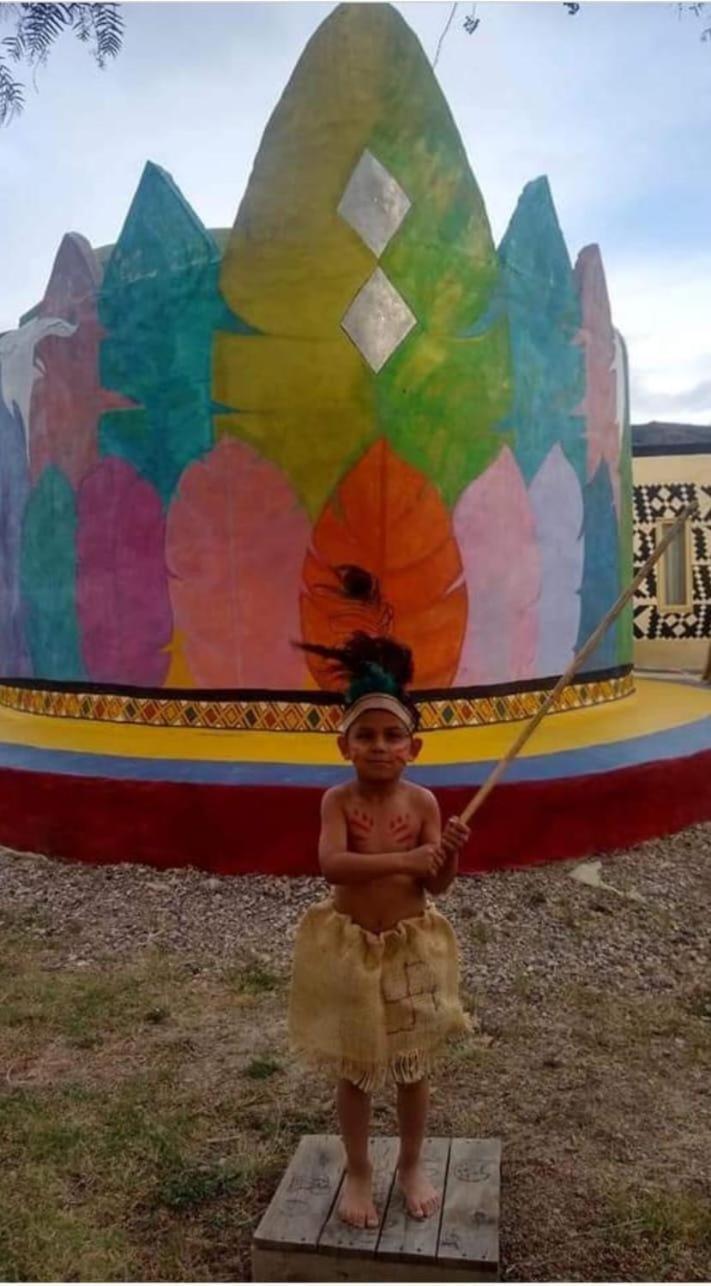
214;3;511;516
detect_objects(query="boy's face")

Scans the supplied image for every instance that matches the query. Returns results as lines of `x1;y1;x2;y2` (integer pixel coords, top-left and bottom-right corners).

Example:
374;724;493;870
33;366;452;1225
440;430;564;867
337;709;422;782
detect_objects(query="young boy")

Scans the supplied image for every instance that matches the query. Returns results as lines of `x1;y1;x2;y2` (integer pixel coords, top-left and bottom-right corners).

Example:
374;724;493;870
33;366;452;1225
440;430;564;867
288;634;471;1229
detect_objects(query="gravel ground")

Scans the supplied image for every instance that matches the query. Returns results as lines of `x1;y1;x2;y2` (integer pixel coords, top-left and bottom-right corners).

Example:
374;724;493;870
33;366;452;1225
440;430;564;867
1;824;709;996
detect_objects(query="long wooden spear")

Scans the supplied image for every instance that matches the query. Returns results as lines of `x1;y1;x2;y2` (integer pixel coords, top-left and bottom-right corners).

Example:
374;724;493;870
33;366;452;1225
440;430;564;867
459;500;698;826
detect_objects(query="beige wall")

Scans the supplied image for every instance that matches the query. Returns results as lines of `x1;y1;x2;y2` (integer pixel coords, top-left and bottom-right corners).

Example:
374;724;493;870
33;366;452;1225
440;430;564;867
632;452;711;672
635;637;709;672
633;453;711;491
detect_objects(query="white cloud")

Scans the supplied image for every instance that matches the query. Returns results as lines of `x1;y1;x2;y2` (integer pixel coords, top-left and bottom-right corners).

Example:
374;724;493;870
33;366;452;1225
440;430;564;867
605;252;711;424
634;378;711;419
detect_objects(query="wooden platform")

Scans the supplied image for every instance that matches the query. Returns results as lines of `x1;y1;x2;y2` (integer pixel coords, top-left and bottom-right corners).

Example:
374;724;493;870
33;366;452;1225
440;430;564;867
252;1134;501;1282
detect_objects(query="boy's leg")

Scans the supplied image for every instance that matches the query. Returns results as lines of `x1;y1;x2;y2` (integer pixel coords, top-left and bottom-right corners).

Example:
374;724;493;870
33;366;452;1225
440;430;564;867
336;1078;378;1228
396;1078;440;1219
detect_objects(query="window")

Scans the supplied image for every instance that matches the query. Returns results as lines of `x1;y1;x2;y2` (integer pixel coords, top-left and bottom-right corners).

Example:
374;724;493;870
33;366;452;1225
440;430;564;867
657;519;691;610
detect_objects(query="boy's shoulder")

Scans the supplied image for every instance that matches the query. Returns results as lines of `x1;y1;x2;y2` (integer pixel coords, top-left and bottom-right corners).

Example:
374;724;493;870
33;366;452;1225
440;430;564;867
321;782;354;810
401;780;438;812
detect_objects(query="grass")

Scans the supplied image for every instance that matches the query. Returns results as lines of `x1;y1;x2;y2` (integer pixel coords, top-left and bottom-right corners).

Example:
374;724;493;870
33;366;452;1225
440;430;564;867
0;929;294;1281
244;1056;282;1081
596;1187;711;1279
612;1189;711;1250
686;985;711;1022
155;1159;255;1210
223;960;282;995
1;900;710;1280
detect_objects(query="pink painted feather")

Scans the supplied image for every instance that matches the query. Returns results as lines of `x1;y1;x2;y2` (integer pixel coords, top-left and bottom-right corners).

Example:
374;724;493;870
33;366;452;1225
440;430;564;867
529;443;584;676
31;233;133;489
574;244;621;516
166;438;310;687
453;446;540;684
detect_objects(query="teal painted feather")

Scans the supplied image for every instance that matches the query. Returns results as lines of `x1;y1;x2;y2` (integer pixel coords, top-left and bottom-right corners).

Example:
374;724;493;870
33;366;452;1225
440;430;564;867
576;462;619;671
497;177;586;484
98;161;249;506
20;466;85;680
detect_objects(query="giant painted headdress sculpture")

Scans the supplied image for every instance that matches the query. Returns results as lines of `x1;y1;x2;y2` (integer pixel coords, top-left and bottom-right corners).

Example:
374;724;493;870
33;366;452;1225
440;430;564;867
0;3;633;729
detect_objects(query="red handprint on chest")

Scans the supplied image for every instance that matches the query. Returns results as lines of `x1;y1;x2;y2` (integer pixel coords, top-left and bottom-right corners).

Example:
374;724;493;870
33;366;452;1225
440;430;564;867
347;807;375;841
346;808;417;847
388;813;417;845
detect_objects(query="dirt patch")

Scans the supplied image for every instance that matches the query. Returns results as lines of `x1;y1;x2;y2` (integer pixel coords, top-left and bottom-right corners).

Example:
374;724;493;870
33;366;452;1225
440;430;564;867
1;825;710;1280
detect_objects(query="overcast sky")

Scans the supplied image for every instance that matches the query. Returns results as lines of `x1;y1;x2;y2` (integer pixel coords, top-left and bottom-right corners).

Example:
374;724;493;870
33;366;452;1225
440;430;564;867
1;0;710;424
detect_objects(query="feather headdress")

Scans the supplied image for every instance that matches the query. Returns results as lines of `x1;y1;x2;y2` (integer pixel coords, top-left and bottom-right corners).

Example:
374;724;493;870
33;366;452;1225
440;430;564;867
296;631;420;731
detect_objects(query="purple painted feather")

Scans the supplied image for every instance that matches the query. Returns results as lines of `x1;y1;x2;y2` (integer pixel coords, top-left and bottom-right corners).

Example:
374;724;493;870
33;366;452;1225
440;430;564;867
76;457;172;684
453;446;540;684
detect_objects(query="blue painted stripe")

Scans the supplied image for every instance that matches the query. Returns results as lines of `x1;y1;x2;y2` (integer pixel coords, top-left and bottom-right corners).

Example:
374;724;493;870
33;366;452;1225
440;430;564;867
0;716;709;786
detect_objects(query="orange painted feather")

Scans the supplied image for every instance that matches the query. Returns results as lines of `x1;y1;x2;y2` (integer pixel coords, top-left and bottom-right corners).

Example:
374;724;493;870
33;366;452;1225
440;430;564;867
300;439;466;689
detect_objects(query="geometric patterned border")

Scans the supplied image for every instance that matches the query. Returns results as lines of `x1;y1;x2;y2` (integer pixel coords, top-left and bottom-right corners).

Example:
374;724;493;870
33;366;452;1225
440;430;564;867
415;671;634;732
0;672;635;732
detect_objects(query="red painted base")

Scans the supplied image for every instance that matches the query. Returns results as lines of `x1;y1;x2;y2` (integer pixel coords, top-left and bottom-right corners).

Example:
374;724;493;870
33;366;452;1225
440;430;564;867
1;748;710;875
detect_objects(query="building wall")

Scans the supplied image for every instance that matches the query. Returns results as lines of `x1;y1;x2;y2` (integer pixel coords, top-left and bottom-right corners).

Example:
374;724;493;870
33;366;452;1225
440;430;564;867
633;453;711;670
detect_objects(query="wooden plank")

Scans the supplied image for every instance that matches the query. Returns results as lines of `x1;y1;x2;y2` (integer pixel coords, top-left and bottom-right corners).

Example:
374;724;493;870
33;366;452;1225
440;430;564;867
253;1134;344;1251
436;1137;501;1271
377;1137;451;1263
253;1244;492;1282
252;1245;356;1282
318;1135;399;1256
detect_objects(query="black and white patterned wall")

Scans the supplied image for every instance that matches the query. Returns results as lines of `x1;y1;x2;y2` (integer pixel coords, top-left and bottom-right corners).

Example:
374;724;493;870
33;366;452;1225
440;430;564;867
633;482;711;641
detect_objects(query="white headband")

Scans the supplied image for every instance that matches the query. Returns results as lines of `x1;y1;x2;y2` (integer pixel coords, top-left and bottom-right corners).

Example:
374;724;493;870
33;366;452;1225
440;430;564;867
340;692;416;735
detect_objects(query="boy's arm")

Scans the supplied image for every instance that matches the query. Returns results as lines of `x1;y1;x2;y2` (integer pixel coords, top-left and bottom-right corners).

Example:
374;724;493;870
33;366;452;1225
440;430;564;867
318;789;439;884
418;792;460;896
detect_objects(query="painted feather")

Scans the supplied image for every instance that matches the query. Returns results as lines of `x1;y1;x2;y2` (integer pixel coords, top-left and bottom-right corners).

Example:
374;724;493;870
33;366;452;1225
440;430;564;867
453;446;540;685
76;457;172;684
574;244;621;516
497;176;586;486
529;443;584;677
215;3;510;516
0;316;76;459
166;439;311;687
301;438;466;690
30;233;132;488
20;466;85;680
99;162;237;506
0;383;31;676
576;461;619;671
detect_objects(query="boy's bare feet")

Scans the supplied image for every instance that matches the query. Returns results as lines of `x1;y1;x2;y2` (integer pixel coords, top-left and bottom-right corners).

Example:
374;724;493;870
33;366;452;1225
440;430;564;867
337;1164;379;1229
398;1163;441;1220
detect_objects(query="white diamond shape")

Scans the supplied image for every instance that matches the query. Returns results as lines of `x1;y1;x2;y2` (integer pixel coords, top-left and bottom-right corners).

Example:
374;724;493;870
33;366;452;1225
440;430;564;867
341;269;416;373
337;150;411;258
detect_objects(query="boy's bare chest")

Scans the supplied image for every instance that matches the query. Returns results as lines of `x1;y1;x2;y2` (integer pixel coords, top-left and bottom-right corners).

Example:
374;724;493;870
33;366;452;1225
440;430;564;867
344;798;421;851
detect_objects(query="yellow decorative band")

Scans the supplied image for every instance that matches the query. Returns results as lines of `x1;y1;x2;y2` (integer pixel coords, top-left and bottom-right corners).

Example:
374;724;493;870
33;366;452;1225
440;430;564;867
0;672;634;732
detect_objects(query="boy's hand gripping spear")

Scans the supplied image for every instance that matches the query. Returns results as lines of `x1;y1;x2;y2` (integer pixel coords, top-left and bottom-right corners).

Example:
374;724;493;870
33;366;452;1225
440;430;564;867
455;501;698;830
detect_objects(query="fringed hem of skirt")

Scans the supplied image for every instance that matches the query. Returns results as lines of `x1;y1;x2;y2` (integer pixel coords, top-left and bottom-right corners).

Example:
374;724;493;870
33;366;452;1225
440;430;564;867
290;1021;471;1093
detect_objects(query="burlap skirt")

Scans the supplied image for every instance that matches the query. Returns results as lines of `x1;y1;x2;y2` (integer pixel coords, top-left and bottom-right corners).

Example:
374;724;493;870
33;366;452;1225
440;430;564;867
288;898;470;1092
